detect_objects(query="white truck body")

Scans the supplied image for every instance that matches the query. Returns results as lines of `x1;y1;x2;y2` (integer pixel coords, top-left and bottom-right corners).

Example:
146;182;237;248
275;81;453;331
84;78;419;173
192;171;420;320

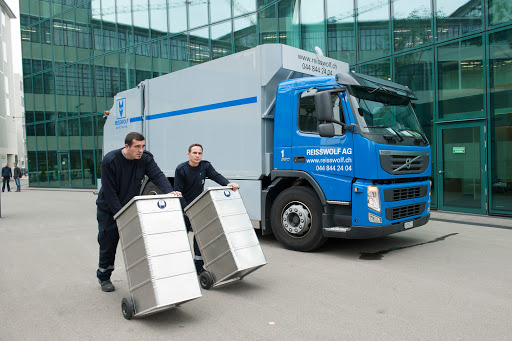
103;44;348;223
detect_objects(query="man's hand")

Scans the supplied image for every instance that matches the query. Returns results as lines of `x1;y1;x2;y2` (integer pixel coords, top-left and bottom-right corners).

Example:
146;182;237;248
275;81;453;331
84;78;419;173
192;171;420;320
227;183;239;191
169;191;182;196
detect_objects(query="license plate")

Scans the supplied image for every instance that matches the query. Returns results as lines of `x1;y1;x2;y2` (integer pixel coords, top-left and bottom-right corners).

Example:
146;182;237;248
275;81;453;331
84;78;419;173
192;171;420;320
404;221;414;229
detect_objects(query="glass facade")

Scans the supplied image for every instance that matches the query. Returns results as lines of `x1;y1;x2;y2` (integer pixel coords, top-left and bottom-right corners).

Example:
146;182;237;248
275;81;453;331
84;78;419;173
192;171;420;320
19;0;512;217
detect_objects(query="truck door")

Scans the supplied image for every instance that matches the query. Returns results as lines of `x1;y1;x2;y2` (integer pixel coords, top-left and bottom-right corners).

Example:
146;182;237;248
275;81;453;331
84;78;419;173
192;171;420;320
292;90;355;202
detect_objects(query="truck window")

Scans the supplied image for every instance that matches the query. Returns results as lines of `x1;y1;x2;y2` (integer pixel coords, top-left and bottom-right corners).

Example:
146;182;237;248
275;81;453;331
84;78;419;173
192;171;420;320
299;92;345;134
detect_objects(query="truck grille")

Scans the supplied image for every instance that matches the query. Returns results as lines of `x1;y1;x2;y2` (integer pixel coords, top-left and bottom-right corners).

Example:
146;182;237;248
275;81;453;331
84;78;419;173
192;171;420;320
384;185;428;202
386;203;426;221
379;151;429;175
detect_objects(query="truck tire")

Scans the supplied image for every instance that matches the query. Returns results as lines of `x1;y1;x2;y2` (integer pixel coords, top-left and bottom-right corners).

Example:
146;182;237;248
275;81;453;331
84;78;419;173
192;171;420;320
142;181;162;195
270;186;327;251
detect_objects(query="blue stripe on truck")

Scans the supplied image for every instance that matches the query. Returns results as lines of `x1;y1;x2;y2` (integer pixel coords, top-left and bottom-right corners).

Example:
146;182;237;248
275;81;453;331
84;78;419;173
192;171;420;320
129;96;257;122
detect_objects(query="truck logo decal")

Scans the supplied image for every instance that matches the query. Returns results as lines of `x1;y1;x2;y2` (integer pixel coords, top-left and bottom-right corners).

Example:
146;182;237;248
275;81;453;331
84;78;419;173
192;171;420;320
393;155;422;172
145;96;257;121
116;98;126;119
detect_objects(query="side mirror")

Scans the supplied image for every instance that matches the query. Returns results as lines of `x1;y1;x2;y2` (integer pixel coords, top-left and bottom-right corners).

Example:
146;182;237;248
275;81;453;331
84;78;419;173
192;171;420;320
315;91;334;122
319;123;335;138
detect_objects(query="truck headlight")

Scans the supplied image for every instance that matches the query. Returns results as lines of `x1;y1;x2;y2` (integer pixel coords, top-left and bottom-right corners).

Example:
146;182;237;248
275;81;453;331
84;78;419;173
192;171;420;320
367;186;381;213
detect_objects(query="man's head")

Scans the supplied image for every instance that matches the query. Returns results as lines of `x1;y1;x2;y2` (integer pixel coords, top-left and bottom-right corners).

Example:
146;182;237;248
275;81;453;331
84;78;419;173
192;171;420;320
123;132;145;160
188;144;203;167
4;163;7;167
13;163;17;167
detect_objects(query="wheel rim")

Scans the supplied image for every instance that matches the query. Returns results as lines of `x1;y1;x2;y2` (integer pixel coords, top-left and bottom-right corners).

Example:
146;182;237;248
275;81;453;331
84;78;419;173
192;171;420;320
147;190;159;195
122;303;129;316
281;201;312;238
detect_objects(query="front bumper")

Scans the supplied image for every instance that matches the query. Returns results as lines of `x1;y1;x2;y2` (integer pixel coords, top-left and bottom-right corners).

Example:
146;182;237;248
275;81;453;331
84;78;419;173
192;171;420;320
322;214;430;239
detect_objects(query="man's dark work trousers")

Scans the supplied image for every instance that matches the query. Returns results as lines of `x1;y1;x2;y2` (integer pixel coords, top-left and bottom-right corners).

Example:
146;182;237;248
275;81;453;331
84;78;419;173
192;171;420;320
97;209;119;281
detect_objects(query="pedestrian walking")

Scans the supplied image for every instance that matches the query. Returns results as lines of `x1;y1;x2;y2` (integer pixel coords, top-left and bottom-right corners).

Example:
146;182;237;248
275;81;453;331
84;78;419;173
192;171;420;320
13;163;22;192
95;132;181;292
174;143;239;274
2;163;12;192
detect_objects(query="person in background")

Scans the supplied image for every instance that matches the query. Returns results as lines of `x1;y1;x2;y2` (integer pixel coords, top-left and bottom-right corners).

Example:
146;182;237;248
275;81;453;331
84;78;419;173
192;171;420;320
13;163;22;192
2;163;12;192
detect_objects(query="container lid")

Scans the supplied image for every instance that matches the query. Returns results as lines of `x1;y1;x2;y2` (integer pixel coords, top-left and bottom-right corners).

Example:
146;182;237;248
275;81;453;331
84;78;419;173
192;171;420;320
114;194;181;219
184;186;233;212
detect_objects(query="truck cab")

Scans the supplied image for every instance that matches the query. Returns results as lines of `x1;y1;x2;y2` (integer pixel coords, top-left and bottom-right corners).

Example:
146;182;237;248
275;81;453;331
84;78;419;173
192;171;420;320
269;72;431;251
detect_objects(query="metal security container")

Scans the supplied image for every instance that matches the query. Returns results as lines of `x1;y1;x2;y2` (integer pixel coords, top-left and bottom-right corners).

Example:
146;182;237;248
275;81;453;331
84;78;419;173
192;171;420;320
184;187;267;289
114;194;201;319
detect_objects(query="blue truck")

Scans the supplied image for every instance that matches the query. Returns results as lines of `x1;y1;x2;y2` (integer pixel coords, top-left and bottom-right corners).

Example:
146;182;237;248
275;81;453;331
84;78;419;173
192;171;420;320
102;44;431;251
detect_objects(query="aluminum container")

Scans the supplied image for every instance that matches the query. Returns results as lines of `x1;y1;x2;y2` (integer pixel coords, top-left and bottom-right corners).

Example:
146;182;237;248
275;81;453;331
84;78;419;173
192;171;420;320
184;187;267;287
114;194;201;318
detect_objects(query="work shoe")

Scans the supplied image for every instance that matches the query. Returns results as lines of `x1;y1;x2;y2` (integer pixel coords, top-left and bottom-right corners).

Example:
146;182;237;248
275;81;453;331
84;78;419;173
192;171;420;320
99;279;115;292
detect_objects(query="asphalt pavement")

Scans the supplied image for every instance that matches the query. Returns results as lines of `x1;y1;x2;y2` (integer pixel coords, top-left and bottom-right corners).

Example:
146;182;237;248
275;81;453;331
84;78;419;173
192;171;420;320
0;184;511;340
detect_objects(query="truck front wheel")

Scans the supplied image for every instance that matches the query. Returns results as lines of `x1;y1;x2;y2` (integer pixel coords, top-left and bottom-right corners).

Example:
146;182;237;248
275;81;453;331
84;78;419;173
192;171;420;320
270;187;327;251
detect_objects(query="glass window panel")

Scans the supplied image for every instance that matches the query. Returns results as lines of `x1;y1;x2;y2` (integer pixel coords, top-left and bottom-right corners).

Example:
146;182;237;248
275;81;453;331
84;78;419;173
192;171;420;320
234;0;256;17
25;111;35;124
189;0;208;29
37;151;49;184
212;21;232;59
211;0;231;23
150;0;168;34
258;3;277;44
58;120;69;150
47;121;57;153
278;0;300;47
436;0;482;41
393;0;432;51
27;125;36;151
357;0;390;61
489;0;512;26
170;33;188;71
48;151;59;186
70;150;83;187
190;27;210;65
358;59;391;80
301;0;325;53
83;150;96;186
437;36;484;119
168;0;187;33
153;38;171;76
133;0;150;30
489;28;512;213
326;0;355;65
234;15;257;52
28;150;38;184
116;0;132;27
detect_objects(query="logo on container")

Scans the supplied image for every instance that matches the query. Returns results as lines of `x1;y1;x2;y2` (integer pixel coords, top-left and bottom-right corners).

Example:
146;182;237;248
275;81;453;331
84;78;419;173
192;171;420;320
157;200;166;209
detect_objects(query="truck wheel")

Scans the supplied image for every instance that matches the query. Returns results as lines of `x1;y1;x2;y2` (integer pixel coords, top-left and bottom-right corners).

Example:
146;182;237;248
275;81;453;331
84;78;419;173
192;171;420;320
142;181;162;195
270;186;327;251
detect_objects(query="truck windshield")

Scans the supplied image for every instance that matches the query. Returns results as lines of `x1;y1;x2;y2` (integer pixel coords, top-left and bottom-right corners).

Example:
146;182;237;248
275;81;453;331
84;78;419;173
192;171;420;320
350;86;426;139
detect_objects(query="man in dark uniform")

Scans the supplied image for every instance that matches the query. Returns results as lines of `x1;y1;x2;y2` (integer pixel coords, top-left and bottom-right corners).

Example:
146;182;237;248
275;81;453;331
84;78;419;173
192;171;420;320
174;143;239;274
2;163;12;192
95;132;180;292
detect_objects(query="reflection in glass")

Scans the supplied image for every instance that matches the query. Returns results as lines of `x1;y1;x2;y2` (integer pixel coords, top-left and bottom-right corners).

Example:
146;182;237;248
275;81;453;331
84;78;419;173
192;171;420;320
278;0;300;48
357;0;390;61
150;0;168;34
436;0;482;41
101;0;116;25
393;0;432;51
438;37;483;119
169;0;187;33
489;0;512;26
48;151;58;186
258;3;277;44
189;0;208;29
442;126;481;209
212;21;232;59
133;0;150;30
234;15;257;52
326;0;355;64
70;150;83;187
301;0;325;53
38;151;49;185
117;0;132;28
489;29;512;213
358;59;390;80
211;0;231;23
190;28;210;65
234;0;256;17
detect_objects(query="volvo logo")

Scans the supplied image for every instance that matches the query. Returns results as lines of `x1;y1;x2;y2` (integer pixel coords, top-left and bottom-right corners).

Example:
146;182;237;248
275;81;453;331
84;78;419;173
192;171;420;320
394;155;422;172
405;158;412;169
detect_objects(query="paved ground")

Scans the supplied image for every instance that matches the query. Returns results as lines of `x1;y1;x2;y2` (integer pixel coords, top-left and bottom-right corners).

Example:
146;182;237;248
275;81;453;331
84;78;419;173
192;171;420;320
0;184;511;340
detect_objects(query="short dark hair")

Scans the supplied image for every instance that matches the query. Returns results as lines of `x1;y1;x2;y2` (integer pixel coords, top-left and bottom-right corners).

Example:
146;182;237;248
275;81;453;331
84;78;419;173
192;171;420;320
188;143;203;152
125;132;145;146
